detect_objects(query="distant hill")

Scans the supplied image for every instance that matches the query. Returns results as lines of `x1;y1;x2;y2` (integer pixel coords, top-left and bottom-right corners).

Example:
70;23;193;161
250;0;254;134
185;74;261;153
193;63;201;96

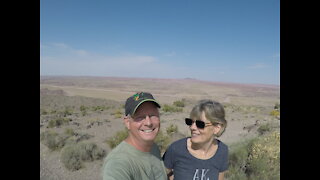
40;75;279;106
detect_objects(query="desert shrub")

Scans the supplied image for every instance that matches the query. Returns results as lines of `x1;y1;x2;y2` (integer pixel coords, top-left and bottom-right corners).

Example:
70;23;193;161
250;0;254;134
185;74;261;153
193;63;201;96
269;110;280;117
246;131;280;179
51;130;93;147
54;134;70;148
105;129;128;149
162;104;183;113
40;109;48;115
61;145;83;171
274;102;280;110
225;131;280;180
78;142;106;161
81;110;87;116
91;106;99;111
80;105;87;116
75;132;94;142
80;105;87;112
226;105;262;114
64;137;77;146
64;128;75;136
225;165;247;180
62;107;73;117
225;138;252;180
112;109;123;118
173;100;185;107
40;131;58;150
248;106;260;113
61;142;106;171
92;105;107;112
47;117;70;128
166;124;178;135
257;123;271;135
155;130;171;154
40;131;69;151
50;110;57;114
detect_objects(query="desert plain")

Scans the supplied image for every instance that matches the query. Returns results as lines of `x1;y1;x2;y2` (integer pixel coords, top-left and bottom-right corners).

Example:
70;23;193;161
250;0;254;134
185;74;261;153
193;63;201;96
40;76;280;180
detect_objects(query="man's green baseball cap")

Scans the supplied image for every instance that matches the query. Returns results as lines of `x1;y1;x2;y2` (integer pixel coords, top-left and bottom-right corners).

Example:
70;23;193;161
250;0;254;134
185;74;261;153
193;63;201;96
125;92;161;116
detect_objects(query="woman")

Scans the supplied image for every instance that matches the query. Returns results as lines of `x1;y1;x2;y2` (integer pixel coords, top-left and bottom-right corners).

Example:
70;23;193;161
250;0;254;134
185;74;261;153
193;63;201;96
162;99;228;180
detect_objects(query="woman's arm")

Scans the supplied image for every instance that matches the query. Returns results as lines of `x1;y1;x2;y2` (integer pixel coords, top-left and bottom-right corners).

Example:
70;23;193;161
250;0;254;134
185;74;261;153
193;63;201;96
166;168;174;180
218;171;226;180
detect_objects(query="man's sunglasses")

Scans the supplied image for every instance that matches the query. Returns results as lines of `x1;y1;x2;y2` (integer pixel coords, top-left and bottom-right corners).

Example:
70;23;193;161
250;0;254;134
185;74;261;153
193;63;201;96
185;118;213;129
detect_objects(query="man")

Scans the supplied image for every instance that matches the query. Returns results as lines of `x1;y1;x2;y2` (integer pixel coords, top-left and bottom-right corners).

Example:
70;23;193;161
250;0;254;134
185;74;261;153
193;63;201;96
102;92;167;180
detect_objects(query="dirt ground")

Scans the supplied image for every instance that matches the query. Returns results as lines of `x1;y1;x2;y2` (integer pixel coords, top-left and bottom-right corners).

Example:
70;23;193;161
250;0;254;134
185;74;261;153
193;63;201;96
40;76;280;180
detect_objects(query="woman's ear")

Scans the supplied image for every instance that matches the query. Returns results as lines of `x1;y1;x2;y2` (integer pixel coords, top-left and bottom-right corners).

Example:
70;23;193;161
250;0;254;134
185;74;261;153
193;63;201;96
212;123;222;135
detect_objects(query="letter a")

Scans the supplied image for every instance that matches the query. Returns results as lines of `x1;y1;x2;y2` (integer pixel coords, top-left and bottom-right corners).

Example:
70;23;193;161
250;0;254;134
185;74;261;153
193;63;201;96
193;169;199;180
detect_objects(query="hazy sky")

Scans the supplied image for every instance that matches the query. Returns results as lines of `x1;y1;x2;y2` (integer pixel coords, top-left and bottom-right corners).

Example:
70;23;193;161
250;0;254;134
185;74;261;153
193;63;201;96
40;0;280;85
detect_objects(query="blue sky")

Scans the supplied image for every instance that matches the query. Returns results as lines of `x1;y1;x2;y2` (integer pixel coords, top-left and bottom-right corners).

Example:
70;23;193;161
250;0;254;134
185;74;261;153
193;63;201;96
40;0;280;85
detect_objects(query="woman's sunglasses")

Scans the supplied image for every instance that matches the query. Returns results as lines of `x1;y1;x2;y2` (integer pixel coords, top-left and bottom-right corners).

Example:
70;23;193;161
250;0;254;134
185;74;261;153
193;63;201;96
185;118;213;129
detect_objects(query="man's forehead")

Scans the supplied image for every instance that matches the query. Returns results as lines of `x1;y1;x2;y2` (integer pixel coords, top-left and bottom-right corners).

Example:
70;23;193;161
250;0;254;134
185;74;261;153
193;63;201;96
134;102;159;114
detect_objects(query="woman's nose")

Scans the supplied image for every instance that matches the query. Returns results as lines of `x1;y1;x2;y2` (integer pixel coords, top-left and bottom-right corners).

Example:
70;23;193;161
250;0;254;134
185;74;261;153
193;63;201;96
190;121;198;130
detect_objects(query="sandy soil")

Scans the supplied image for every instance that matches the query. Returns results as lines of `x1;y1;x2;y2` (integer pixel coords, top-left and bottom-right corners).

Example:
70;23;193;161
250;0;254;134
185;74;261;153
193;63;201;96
40;76;280;180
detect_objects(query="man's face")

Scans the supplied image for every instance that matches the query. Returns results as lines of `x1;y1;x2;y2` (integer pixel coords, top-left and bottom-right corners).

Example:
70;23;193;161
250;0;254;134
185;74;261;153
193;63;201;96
125;101;160;144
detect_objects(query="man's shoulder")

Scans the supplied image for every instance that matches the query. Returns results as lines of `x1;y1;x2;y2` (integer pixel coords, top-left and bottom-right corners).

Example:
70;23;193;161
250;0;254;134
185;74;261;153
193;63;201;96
106;141;132;158
103;153;133;180
103;143;135;171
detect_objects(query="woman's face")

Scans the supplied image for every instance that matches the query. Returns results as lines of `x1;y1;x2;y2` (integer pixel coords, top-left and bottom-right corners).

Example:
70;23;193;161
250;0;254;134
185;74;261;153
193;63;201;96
189;112;219;145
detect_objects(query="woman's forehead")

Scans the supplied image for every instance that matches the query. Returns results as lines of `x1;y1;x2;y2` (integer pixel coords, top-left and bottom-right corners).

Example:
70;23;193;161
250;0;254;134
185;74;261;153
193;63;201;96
191;112;210;122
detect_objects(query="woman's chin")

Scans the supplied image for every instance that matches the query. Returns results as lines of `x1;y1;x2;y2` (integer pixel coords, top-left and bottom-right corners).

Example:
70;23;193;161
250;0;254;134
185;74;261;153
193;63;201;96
190;135;201;143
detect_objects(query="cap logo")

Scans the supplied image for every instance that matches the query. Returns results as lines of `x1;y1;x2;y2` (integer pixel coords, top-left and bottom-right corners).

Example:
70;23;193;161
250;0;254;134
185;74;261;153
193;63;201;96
133;92;144;101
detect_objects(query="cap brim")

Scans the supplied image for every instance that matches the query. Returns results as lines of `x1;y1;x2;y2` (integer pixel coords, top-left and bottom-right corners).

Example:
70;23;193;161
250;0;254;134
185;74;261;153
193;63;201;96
132;99;161;116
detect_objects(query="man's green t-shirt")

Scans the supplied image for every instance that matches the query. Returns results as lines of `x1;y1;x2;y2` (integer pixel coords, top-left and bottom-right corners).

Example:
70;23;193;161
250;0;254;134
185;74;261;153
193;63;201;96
102;141;167;180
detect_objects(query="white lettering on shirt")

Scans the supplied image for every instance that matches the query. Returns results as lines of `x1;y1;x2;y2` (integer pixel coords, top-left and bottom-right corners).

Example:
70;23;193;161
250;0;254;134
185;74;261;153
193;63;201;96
192;169;210;180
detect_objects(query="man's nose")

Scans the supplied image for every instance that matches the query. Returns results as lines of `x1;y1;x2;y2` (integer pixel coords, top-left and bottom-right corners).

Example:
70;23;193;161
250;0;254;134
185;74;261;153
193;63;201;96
144;115;152;126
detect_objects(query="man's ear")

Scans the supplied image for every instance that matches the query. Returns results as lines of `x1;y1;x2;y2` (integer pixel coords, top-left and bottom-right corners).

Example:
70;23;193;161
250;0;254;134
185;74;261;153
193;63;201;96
124;116;130;130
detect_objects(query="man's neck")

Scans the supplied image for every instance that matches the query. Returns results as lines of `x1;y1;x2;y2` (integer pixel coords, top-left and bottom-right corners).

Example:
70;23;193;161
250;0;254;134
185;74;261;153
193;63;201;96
125;136;153;152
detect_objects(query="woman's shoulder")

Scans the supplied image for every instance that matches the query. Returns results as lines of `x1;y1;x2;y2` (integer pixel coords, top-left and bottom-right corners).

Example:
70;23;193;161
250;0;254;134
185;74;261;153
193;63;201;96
171;137;188;146
216;139;229;152
164;137;188;155
166;137;188;151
